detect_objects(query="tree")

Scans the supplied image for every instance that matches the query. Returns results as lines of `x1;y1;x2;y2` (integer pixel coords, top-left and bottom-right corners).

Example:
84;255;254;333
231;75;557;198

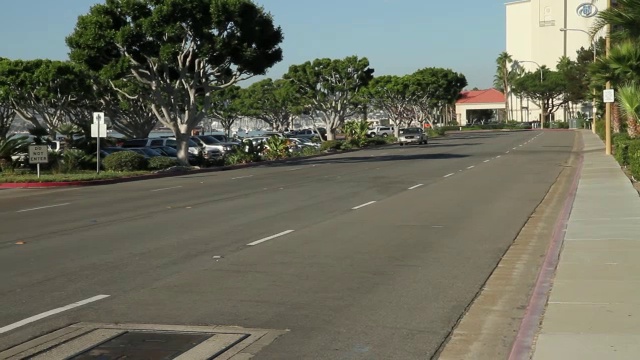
0;105;14;141
617;83;640;138
0;59;88;136
66;0;284;165
590;0;640;42
104;80;158;139
408;67;467;127
283;56;374;140
590;41;640;87
512;67;568;123
209;85;243;137
241;78;302;131
365;75;413;136
494;52;513;121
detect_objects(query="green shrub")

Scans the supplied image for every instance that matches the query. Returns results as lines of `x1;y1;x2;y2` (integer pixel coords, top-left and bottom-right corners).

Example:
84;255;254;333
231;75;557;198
627;141;640;180
298;146;321;157
384;135;397;144
320;140;343;151
364;137;387;147
55;149;88;173
103;151;147;171
595;119;606;140
340;142;354;151
148;156;178;170
225;152;254;165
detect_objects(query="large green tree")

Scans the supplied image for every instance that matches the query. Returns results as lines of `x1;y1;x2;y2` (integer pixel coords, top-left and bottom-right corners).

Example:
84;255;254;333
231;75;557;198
408;67;467;127
0;59;88;136
365;75;413;136
241;78;302;131
284;56;374;140
209;85;244;137
512;67;568;123
66;0;284;165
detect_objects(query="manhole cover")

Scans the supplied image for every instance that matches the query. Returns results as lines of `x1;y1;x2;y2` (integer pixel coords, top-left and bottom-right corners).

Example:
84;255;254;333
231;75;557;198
1;323;287;360
70;331;222;359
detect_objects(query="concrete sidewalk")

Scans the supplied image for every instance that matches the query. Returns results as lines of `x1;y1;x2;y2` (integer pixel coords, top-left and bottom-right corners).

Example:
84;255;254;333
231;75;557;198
531;131;640;359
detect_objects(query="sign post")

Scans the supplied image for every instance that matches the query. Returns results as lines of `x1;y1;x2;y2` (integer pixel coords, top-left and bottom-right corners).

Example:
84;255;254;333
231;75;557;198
91;112;107;173
28;145;49;178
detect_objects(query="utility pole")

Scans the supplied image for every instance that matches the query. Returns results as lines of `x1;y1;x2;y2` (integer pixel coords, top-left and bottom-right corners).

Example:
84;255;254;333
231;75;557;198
605;0;612;155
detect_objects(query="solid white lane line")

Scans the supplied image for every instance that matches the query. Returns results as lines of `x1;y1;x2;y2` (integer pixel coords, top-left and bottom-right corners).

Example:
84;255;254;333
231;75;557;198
408;184;424;190
247;230;295;246
483;160;490;163
150;186;183;192
467;165;475;169
16;203;71;213
0;295;110;334
232;175;254;180
444;173;454;178
352;201;377;210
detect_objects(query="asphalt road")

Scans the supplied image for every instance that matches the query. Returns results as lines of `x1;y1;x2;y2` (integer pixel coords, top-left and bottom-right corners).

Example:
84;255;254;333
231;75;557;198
0;130;576;359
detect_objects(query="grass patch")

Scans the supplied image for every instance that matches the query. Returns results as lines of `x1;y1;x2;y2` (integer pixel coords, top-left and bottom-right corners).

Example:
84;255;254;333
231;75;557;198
0;170;151;183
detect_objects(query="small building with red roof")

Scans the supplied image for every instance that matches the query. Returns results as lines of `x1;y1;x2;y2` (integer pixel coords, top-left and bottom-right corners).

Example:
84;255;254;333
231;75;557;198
455;89;506;125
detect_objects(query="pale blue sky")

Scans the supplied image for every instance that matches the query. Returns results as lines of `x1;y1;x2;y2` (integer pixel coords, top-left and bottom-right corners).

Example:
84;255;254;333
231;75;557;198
0;0;506;89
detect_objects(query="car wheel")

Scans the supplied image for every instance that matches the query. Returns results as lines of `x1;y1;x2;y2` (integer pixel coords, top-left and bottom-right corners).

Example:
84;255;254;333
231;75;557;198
400;143;404;146
382;133;388;137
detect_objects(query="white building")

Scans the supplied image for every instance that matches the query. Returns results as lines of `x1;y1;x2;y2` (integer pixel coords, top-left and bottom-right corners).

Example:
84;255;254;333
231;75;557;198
505;0;608;122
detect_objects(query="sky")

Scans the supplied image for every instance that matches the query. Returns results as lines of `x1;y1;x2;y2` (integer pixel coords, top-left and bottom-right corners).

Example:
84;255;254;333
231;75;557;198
0;0;507;89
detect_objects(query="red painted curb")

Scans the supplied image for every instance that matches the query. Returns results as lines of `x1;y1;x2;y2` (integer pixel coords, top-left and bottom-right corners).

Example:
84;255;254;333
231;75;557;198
507;134;585;360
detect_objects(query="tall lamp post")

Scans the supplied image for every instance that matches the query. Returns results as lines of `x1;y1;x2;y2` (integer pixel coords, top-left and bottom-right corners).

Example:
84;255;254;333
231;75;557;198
515;60;545;129
560;28;597;133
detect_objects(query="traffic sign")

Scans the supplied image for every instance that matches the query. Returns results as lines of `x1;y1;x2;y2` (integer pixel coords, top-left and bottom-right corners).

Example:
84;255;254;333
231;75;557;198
28;145;49;164
91;122;107;138
603;89;615;103
93;112;105;124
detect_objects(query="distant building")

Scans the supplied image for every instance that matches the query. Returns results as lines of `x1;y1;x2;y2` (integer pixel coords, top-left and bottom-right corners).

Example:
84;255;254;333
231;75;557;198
456;89;506;126
505;0;609;122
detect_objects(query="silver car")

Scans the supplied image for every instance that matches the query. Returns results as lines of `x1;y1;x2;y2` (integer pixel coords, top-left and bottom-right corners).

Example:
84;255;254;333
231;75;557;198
398;127;428;146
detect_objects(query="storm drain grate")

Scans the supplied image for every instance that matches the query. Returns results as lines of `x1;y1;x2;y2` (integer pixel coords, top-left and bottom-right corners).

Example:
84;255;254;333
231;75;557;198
70;331;227;359
0;323;287;360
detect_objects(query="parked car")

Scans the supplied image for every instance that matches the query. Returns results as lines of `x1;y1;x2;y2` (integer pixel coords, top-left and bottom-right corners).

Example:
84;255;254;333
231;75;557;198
368;126;394;137
398;127;428;146
121;138;200;155
209;134;241;145
191;135;237;159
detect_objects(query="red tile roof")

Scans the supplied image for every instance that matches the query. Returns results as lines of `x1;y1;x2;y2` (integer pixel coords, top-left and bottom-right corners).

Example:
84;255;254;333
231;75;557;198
456;89;505;104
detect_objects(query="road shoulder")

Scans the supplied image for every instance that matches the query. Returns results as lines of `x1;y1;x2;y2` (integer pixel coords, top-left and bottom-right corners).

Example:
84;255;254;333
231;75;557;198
436;131;582;360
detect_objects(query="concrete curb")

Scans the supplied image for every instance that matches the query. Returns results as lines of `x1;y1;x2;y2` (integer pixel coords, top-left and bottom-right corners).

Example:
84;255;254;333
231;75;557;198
0;144;389;189
507;132;585;360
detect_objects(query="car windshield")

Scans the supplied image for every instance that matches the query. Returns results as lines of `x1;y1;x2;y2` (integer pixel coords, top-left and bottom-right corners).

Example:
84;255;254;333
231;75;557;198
401;128;421;134
211;135;228;142
198;136;221;145
155;146;178;156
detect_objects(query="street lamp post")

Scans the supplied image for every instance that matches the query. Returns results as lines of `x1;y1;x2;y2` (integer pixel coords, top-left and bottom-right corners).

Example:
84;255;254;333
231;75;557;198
560;28;597;133
516;60;545;129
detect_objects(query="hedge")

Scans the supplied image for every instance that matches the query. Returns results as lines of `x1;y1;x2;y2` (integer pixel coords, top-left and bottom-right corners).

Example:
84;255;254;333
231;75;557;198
103;151;147;171
627;140;640;180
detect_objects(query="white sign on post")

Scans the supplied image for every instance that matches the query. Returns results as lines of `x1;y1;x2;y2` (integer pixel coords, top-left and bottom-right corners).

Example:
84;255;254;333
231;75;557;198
603;89;615;103
92;112;107;174
28;144;48;178
91;112;107;138
28;145;49;164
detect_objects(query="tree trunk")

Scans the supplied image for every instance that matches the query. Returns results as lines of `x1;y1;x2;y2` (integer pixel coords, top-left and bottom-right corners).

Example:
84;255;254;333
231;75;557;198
613;103;621;134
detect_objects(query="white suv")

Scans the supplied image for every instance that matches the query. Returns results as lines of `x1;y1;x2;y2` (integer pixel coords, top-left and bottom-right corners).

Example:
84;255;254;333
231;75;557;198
368;126;394;137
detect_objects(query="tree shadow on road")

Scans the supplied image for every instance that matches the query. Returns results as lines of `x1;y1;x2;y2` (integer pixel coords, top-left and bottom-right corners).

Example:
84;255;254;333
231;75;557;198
284;152;470;165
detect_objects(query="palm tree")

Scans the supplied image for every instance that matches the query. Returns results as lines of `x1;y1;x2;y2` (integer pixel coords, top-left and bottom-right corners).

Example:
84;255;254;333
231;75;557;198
0;136;29;171
617;83;640;138
591;41;640;87
591;0;640;42
494;52;513;122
